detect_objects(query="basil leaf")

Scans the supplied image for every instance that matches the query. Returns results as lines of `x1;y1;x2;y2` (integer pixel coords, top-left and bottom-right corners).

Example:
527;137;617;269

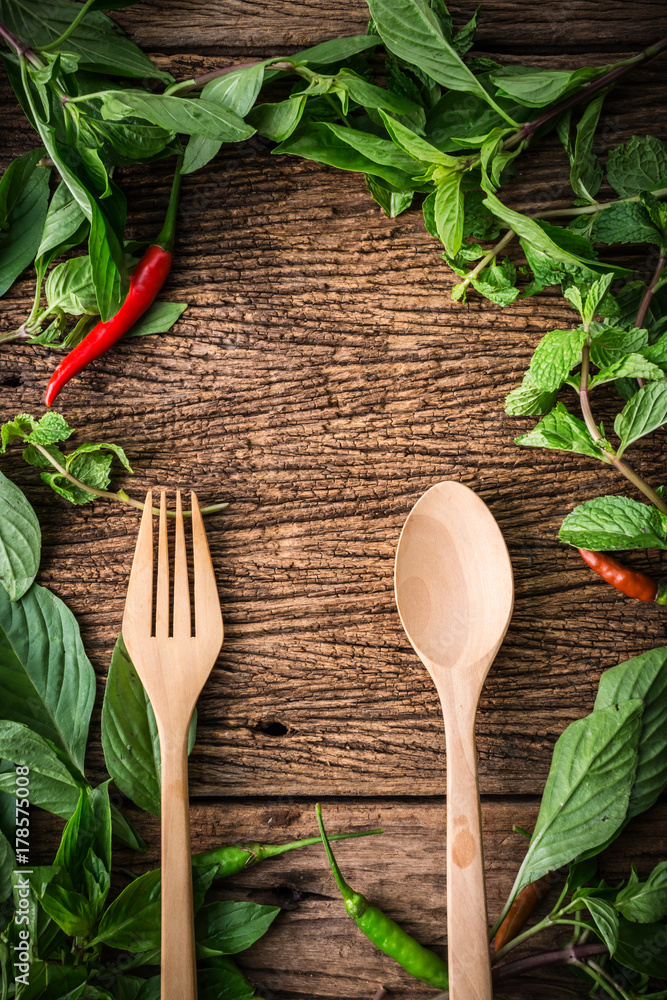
40;882;95;937
36;182;88;267
325;121;422;174
367;0;518;124
198;956;256;1000
614;380;667;456
0;152;50;297
102;636;196;816
291;35;381;65
91;869;160;951
559;93;605;204
559;495;667;551
0;721;84;817
516;402;608;462
491;64;608;108
366;175;414;217
606;135;667;197
615;918;667;978
511;700;643;897
275;122;416;189
102;92;255;143
0;470;40;602
485;192;626;276
0;583;95;775
379;110;459;166
182;63;266;174
241;96;307;148
615;862;667;923
90;197;128;320
432;170;464;255
45;256;98;316
0;0;171;81
125;301;188;337
584;897;619;955
0;147;44;228
195;900;281;956
595;646;667;819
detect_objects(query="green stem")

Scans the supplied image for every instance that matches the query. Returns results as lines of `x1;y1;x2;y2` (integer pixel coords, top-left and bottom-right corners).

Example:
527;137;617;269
0;18;41;67
586;960;632;1000
537;186;667;219
459;228;516;289
164;58;296;97
30;443;226;517
155;154;184;253
39;0;96;52
493;916;589;963
315;803;354;901
578;338;667;514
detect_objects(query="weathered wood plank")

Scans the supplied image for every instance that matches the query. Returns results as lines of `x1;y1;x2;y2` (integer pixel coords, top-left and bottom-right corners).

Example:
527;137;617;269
34;797;667;998
113;1;667;53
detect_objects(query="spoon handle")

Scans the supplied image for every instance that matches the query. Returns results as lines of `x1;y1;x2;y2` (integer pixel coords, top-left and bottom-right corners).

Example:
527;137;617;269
443;703;492;1000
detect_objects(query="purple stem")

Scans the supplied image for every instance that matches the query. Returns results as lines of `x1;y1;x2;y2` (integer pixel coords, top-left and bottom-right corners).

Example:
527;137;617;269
371;990;386;1000
636;248;667;331
171;59;295;96
510;36;667;145
0;18;39;66
493;942;609;984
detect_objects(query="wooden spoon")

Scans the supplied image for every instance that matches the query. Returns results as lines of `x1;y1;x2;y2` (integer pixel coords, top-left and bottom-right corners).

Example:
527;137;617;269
394;481;514;1000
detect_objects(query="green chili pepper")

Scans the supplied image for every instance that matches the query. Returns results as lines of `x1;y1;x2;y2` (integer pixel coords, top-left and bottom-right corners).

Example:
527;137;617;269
316;803;449;991
191;826;383;878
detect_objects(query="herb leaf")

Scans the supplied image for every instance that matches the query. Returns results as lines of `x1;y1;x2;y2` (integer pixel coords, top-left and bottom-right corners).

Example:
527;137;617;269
615;862;667;923
606;135;667;197
527;327;588;392
559;495;667;551
595;646;667;819
195;900;281;956
0;583;95;775
516;402;607;461
510;700;643;897
102;91;255;143
0;151;50;297
0;469;41;601
614;380;667;456
366;0;517;123
102;635;196;816
0;720;84;817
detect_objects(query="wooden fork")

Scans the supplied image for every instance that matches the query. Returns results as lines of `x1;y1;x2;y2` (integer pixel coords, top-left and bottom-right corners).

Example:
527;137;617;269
123;490;224;1000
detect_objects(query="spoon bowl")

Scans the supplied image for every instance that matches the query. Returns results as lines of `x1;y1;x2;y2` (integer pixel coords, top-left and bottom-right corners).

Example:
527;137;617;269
395;481;513;1000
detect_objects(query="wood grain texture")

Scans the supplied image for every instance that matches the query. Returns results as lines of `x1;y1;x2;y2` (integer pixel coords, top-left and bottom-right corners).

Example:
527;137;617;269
1;2;667;997
34;798;667;998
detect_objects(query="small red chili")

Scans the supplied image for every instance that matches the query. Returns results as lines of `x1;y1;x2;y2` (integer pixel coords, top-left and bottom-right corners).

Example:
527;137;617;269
494;873;553;953
578;548;667;604
45;156;182;407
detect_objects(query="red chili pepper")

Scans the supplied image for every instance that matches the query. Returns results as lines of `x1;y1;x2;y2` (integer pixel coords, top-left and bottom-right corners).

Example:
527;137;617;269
494;873;553;953
578;548;667;604
45;157;182;407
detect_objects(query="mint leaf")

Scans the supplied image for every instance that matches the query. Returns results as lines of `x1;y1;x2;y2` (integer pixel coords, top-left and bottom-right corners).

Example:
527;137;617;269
591;201;662;246
559;495;667;550
606;136;667;197
27;412;74;447
590;324;649;369
614;380;667;457
528;327;587;392
588;354;665;389
470;259;519;306
516;402;607;461
505;376;558;416
1;414;37;452
67;442;133;473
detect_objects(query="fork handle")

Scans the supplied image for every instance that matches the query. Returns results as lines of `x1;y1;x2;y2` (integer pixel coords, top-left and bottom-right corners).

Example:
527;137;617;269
160;727;197;1000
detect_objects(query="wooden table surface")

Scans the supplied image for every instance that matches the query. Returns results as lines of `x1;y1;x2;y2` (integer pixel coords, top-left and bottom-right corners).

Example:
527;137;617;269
2;2;667;996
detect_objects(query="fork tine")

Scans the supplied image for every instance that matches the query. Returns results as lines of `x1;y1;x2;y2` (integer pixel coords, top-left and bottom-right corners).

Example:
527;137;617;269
191;491;222;638
155;490;170;639
172;490;191;637
123;491;154;638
